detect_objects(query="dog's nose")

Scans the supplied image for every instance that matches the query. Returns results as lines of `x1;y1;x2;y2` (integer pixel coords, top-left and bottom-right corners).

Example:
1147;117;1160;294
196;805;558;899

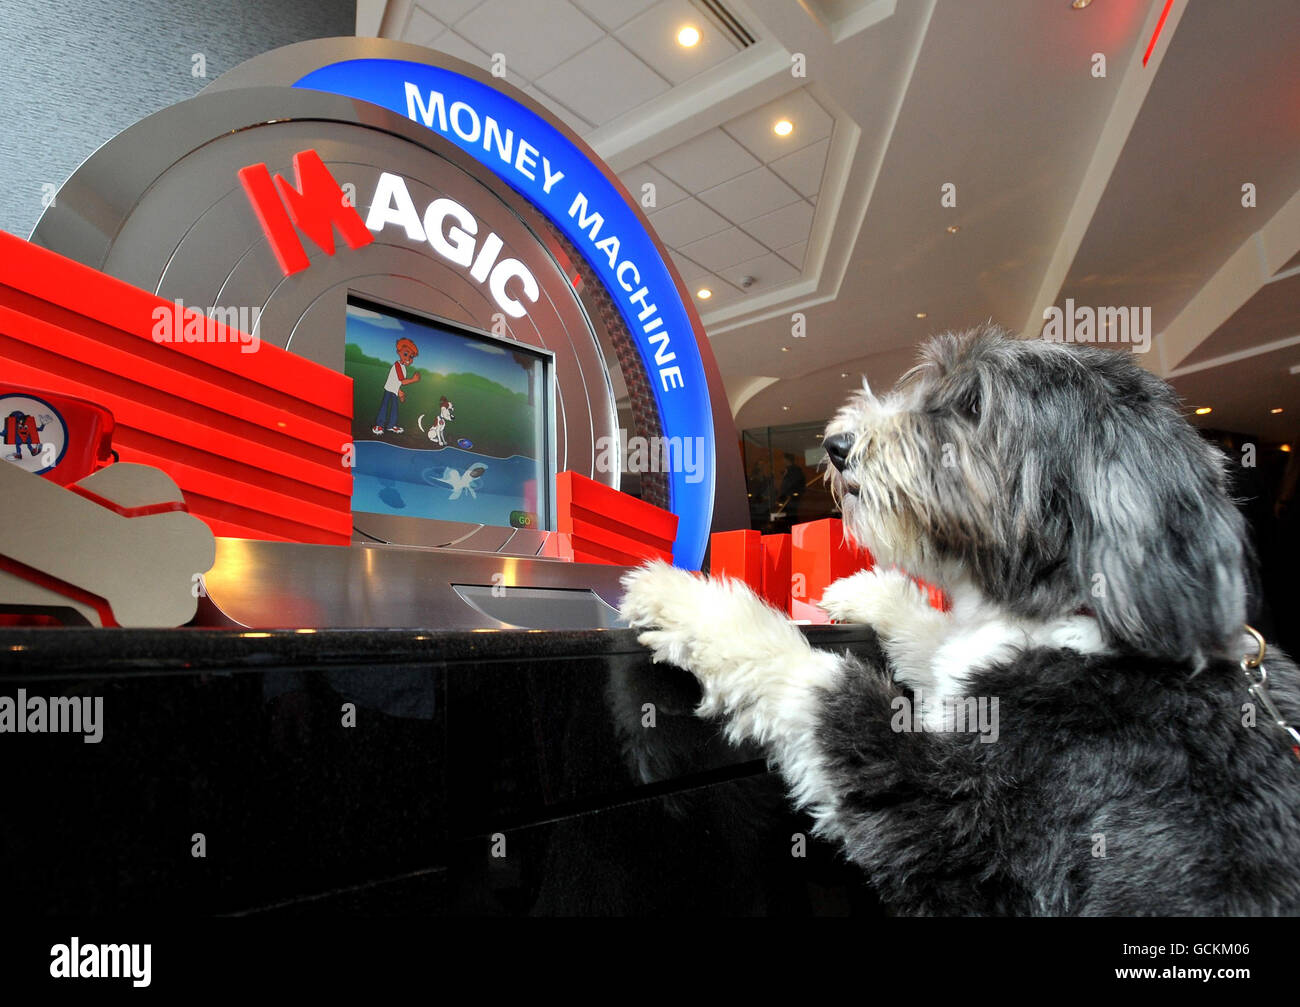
823;433;854;472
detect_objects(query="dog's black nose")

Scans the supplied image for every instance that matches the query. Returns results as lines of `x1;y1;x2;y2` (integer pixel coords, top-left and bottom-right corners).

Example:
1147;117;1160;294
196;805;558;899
823;433;854;472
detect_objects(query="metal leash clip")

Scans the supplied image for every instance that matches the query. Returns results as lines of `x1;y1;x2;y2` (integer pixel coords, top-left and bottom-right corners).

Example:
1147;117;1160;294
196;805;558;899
1241;625;1300;762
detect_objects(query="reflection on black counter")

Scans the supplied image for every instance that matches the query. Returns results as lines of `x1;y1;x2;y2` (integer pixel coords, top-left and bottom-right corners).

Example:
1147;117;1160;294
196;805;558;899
0;626;884;916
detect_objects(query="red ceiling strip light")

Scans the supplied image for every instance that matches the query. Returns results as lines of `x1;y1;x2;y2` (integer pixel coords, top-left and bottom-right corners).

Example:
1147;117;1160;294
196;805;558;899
1142;0;1176;67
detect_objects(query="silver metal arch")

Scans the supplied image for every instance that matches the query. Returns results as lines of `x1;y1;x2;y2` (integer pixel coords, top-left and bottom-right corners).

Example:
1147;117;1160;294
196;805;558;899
199;36;749;550
29;86;619;554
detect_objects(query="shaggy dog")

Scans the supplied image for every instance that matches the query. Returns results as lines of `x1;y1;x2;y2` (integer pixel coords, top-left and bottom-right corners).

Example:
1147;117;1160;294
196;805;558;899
620;325;1300;916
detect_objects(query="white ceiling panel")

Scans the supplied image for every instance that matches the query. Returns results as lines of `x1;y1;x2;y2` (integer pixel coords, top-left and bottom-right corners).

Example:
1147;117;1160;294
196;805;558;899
692;276;743;309
651;128;761;192
723;89;834;163
406;5;446;45
382;0;1300;444
669;251;711;284
415;0;482;24
696;284;743;309
678;227;767;272
425;29;491;70
619;163;689;210
776;240;807;270
697;166;800;225
719;252;800;290
669;252;741;305
741;199;814;249
571;0;660;31
455;0;605;80
679;265;750;310
647;197;730;247
535;36;670;126
523;84;594;134
615;0;739;86
769;138;830;198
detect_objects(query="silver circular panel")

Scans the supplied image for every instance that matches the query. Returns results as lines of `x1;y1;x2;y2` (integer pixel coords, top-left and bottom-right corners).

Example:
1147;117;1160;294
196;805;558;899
31;87;618;553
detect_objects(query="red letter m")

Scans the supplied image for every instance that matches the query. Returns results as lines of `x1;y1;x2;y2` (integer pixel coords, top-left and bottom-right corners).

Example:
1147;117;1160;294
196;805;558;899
238;150;373;276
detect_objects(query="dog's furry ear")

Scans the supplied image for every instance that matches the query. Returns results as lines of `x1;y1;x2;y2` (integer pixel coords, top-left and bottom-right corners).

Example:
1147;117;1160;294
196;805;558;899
1070;418;1246;664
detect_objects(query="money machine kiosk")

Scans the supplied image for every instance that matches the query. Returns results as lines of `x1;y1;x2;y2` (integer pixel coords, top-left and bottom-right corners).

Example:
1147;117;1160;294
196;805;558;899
15;37;747;630
0;38;875;917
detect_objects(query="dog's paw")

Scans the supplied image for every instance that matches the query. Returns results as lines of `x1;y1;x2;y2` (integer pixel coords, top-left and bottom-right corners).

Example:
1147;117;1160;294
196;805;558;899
631;627;699;671
819;566;936;632
619;560;700;631
620;561;717;671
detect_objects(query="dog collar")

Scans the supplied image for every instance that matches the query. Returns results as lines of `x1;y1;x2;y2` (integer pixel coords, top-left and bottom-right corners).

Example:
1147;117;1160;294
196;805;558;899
1240;625;1300;763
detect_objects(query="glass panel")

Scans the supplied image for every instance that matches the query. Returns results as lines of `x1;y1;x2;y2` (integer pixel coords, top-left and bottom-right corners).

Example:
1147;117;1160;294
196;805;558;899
345;297;552;530
740;421;838;534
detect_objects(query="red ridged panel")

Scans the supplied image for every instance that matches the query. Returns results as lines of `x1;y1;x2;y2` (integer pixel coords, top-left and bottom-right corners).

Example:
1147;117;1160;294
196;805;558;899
565;512;672;565
708;528;762;588
556;471;678;566
0;232;353;545
790;518;874;606
760;533;793;615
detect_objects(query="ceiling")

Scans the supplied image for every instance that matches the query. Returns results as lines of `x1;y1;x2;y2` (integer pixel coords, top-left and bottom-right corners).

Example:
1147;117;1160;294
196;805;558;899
361;0;1300;442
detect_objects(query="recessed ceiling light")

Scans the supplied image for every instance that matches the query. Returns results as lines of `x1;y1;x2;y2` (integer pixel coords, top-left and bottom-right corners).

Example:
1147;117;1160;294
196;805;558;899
677;25;700;47
947;225;960;234
773;119;794;137
1271;407;1284;414
915;311;928;319
696;287;712;299
781;346;789;352
840;372;849;378
782;406;789;411
1071;0;1092;9
1195;407;1213;415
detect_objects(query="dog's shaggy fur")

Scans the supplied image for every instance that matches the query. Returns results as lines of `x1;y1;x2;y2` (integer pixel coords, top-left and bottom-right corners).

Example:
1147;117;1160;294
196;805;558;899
620;325;1300;916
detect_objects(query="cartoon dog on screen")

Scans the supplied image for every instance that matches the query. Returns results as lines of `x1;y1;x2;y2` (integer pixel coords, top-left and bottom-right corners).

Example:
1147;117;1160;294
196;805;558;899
420;396;456;447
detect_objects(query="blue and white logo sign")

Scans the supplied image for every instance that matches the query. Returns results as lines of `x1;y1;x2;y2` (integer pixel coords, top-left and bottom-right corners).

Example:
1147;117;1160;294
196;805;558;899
293;58;716;569
1;394;67;476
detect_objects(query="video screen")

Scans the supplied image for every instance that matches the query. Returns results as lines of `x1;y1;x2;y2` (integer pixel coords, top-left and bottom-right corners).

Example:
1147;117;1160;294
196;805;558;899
345;298;552;531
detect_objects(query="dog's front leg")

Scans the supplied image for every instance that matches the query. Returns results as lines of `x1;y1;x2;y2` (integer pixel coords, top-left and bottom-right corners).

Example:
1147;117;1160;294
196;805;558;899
620;560;852;812
819;567;951;694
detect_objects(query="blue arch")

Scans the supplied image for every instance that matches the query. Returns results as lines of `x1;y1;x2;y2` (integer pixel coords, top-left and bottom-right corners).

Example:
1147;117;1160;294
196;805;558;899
294;58;715;569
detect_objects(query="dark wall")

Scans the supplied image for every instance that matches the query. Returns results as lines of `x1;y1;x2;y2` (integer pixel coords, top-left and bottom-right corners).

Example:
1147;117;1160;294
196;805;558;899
0;0;356;240
1207;431;1300;658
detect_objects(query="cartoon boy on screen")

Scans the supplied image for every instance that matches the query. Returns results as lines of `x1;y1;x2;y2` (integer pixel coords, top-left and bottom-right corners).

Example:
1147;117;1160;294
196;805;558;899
372;337;421;435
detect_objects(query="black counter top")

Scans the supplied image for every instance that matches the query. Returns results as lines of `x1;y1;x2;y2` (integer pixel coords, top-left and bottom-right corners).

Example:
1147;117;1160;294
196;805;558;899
0;623;883;916
0;623;877;673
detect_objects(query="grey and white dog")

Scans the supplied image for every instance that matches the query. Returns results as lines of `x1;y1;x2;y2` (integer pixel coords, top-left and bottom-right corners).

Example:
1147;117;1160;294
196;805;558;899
620;324;1300;916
